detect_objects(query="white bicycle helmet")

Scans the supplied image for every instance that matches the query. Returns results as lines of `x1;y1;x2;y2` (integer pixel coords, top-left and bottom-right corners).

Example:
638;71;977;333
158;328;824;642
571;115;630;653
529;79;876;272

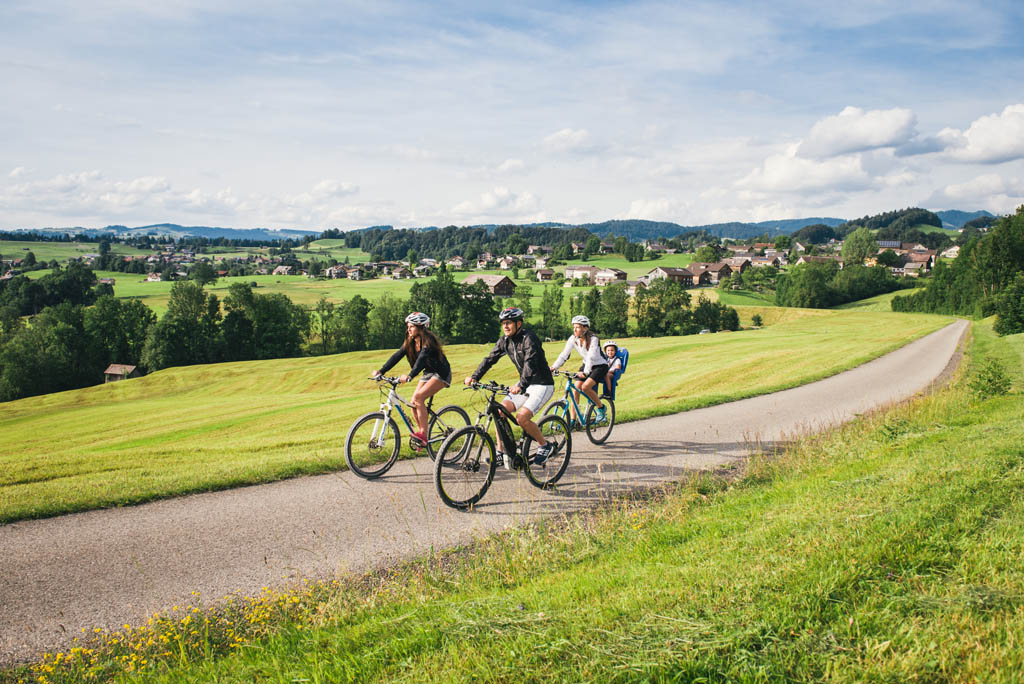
498;307;525;322
571;315;591;327
604;339;618;351
405;311;430;327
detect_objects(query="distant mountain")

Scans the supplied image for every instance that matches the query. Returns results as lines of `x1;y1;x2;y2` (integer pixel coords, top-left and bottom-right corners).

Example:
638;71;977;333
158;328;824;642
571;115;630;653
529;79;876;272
934;210;995;230
123;223;320;241
579;217;846;241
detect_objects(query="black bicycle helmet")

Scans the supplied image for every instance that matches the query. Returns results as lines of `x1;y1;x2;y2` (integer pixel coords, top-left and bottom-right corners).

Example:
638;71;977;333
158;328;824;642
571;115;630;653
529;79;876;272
498;306;525;322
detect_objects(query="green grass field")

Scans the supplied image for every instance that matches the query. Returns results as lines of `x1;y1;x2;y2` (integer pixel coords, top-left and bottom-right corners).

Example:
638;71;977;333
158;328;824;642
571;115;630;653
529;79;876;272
0;309;951;523
7;321;1019;684
0;239;150;263
834;289;907;311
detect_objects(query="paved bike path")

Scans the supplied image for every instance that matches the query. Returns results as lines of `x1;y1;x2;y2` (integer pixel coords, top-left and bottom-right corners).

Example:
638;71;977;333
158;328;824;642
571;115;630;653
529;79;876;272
0;319;968;663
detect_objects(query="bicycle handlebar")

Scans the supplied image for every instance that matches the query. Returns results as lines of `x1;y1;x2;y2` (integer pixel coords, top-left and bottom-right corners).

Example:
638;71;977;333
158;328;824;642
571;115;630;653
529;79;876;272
464;380;509;394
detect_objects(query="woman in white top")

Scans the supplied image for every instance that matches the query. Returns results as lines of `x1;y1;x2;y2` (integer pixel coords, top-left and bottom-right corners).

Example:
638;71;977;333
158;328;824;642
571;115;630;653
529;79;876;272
549;315;609;423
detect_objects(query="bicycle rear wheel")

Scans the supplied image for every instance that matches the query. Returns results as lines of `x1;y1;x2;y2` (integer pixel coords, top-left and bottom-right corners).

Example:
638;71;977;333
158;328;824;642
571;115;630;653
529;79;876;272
433;426;497;510
523;414;572;489
345;412;400;479
584;397;615;445
426;404;471;461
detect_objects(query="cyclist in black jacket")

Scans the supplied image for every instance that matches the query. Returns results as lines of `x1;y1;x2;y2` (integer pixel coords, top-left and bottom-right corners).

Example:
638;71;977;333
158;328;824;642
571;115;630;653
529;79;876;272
465;307;557;464
374;312;452;446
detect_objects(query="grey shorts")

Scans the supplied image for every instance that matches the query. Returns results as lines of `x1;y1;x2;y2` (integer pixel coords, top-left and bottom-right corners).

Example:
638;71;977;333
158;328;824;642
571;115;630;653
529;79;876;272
421;372;451;387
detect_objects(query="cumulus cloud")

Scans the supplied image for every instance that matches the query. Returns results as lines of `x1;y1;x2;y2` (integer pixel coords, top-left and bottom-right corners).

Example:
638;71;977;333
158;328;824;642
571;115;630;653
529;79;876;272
937;104;1024;164
618;197;690;222
737;144;874;193
542;128;596;154
451;186;541;218
496;158;526;173
928;173;1024;213
797;106;918;159
0;171;362;226
8;167;30;179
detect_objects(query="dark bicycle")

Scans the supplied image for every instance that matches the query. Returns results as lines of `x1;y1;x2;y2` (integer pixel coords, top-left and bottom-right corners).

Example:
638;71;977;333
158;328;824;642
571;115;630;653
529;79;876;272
543;370;616;445
433;381;572;510
344;376;470;479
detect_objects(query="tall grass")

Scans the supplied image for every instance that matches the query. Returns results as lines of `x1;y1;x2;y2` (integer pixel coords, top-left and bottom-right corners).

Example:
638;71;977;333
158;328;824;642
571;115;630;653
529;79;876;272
6;323;1019;683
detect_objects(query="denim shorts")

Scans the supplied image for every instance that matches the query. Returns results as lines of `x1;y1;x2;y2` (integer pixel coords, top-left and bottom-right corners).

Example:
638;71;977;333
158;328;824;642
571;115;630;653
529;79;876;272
421;372;451;387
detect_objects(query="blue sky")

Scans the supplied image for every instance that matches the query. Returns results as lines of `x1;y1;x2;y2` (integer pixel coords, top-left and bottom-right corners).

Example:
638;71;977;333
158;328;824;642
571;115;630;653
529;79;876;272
2;1;1023;230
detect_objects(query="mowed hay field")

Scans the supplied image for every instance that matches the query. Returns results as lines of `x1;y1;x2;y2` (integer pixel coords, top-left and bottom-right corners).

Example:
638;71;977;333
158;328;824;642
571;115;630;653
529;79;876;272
0;309;952;522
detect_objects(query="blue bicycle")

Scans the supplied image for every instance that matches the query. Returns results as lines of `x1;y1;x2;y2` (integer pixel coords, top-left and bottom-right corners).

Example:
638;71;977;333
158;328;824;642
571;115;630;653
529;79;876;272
544;370;616;445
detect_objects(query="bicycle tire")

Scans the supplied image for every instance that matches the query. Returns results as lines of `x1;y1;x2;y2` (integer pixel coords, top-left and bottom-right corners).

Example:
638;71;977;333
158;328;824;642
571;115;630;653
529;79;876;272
523;414;572;489
584;397;615;445
345;412;400;479
426;404;471;461
433;426;497;510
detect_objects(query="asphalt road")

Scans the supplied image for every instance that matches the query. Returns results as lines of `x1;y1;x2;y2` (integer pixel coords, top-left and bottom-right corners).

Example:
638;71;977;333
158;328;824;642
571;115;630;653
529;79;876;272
0;319;968;664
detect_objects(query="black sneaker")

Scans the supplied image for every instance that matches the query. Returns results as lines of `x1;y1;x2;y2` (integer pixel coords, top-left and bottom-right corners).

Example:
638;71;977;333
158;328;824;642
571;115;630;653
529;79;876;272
487;451;505;468
532;442;555;466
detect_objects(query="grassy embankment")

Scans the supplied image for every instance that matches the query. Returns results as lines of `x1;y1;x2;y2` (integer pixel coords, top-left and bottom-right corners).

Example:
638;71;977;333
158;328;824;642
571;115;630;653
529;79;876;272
0;309;949;523
6;320;1021;683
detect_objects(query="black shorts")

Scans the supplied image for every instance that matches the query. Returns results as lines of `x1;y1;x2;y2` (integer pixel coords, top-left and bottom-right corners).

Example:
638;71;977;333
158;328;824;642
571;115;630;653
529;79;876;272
577;363;609;384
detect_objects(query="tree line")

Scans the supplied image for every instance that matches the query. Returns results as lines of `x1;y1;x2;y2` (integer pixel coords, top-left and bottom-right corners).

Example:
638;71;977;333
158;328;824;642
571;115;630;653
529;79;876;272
891;206;1024;335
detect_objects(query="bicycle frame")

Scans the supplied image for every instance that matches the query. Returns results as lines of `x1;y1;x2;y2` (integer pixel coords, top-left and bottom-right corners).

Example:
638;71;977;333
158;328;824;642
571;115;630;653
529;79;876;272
466;384;522;460
552;371;595;423
374;377;435;435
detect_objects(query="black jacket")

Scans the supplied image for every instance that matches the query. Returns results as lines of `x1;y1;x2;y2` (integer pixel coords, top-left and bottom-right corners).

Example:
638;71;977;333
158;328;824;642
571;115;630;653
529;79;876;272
471;327;554;390
379;343;451;381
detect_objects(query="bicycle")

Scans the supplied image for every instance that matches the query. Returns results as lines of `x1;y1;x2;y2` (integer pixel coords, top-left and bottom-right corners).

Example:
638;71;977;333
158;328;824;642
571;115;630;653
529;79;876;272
543;370;616;445
344;376;470;479
433;381;572;510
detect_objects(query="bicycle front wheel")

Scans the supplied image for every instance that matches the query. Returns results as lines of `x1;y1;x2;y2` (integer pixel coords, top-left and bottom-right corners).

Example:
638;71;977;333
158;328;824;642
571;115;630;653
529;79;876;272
426;404;471;461
523;414;572;489
585;397;615;445
345;412;400;479
434;426;497;510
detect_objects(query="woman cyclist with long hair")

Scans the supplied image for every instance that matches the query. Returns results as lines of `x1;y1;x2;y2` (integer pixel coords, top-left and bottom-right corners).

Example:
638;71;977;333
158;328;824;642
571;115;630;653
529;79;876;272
373;312;452;446
549;315;609;424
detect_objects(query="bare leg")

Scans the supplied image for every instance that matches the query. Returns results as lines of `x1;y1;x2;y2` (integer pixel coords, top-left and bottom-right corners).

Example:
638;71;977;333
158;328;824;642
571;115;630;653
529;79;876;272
411;377;447;434
515;407;546;446
580;377;604;410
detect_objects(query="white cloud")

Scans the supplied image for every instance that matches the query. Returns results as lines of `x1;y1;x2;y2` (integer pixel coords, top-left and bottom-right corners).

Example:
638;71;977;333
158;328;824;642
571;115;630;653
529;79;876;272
797;107;917;159
8;167;30;179
0;171;362;226
542;128;595;154
928;173;1024;213
451;186;541;219
737;145;873;193
496;158;526;173
618;197;690;222
938;104;1024;164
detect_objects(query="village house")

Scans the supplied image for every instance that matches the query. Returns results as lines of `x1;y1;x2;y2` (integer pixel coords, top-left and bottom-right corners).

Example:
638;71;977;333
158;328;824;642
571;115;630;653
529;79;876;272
646;266;695;286
272;265;293;276
526;245;552;255
324;264;347;279
941;245;960;259
564;264;601;285
104;364;139;383
534;256;549;268
390;267;413;279
750;256;783;268
600;241;615;253
594;267;628;286
462;274;517;296
496;256;517;270
535;268;555;282
686;262;733;284
625;280;647;297
724;257;751;274
794;255;841;268
446;255;466;269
